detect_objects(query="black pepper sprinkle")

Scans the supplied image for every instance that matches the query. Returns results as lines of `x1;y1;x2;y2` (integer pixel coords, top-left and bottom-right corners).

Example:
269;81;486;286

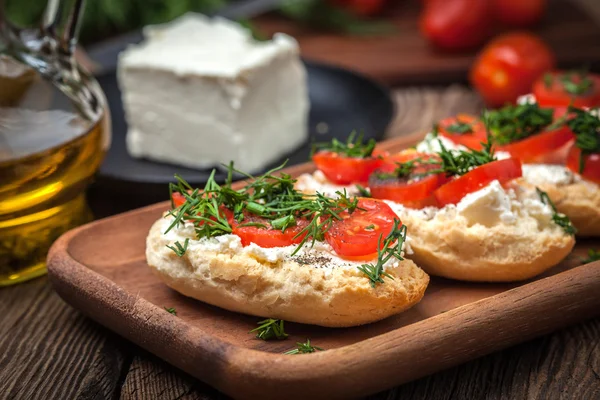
293;255;332;269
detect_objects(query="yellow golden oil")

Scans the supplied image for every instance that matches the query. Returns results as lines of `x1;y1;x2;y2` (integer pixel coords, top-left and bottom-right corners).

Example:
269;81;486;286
0;57;110;286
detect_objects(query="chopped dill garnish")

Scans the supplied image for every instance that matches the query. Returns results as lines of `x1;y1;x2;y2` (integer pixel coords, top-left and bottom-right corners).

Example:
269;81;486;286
356;184;371;197
445;120;473;134
166;238;189;257
164;307;177;316
312;131;377;158
558;70;594;95
357;219;406;288
284;339;323;355
374;157;422;180
424;138;496;177
536;188;577;235
566;106;600;173
165;162;362;258
250;318;288;340
484;103;554;145
581;249;600;264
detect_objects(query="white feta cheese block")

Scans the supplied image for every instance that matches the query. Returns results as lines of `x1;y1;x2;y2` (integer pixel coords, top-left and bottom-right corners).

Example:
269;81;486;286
117;13;309;172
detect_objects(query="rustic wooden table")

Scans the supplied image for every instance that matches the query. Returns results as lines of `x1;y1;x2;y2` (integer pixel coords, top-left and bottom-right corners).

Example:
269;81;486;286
1;86;599;399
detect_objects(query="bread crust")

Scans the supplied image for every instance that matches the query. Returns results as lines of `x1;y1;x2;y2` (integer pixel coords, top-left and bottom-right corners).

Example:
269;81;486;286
530;180;600;237
146;219;429;327
400;210;575;282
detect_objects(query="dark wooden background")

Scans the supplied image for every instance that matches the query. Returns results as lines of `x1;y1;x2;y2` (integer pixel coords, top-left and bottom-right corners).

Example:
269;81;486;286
1;87;600;399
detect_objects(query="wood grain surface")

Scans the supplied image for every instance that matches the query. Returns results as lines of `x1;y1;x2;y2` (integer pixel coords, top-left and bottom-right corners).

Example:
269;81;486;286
46;135;600;398
2;86;600;400
256;0;600;85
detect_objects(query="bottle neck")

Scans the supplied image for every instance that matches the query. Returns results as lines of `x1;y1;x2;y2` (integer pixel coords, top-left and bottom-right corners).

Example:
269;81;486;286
0;0;84;57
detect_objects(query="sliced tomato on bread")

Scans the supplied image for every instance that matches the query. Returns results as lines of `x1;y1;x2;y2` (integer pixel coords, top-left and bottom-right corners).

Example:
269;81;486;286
434;158;523;206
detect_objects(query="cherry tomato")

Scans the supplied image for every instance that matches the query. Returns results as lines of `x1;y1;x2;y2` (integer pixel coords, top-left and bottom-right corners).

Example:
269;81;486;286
434;158;523;206
497;126;575;163
232;214;310;248
370;152;444;208
566;145;600;184
329;0;386;16
324;198;397;258
420;0;491;51
313;151;383;185
437;114;487;150
491;0;546;27
533;71;600;108
470;32;555;107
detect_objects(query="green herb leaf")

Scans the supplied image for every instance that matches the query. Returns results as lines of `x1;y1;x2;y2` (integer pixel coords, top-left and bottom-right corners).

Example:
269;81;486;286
374;157;423;181
445;121;473;135
250;319;288;340
543;73;553;89
356;184;371;197
424;138;496;177
166;162;363;258
164;307;177;316
484;103;554;145
559;70;594;95
357;219;406;288
566;106;600;173
312;131;377;158
581;249;600;264
536;188;577;235
166;238;189;257
284;339;323;355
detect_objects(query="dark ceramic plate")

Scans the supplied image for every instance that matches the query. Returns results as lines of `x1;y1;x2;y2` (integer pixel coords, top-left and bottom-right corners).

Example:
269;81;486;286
85;34;394;208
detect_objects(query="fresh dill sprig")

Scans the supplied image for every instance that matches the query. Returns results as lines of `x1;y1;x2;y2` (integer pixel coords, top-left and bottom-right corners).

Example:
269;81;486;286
356;184;371;197
357;219;406;288
566;106;600;173
312;131;377;158
165;162;362;258
484;103;554;145
425;138;496;177
445;120;473;134
250;318;288;340
284;339;324;355
164;307;177;316
166;238;189;257
536;188;577;235
373;158;422;181
581;249;600;264
558;69;594;95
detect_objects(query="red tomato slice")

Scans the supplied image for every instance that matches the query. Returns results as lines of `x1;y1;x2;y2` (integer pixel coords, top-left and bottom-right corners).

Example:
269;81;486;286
172;192;186;208
533;72;600;108
313;151;383;185
566;145;600;185
233;214;310;248
496;126;575;163
437;114;487;150
324;198;398;258
434;158;523;206
370;152;445;208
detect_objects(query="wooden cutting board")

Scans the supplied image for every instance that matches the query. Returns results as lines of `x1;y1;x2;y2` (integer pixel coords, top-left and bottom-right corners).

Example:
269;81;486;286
47;135;600;400
256;0;600;85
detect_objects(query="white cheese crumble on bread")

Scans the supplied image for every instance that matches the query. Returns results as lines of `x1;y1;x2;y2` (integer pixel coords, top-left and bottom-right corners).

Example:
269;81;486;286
160;216;410;276
522;164;581;186
295;170;361;197
118;13;309;172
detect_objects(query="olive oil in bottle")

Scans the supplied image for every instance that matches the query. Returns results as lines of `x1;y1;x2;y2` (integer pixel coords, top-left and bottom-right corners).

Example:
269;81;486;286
0;55;110;286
